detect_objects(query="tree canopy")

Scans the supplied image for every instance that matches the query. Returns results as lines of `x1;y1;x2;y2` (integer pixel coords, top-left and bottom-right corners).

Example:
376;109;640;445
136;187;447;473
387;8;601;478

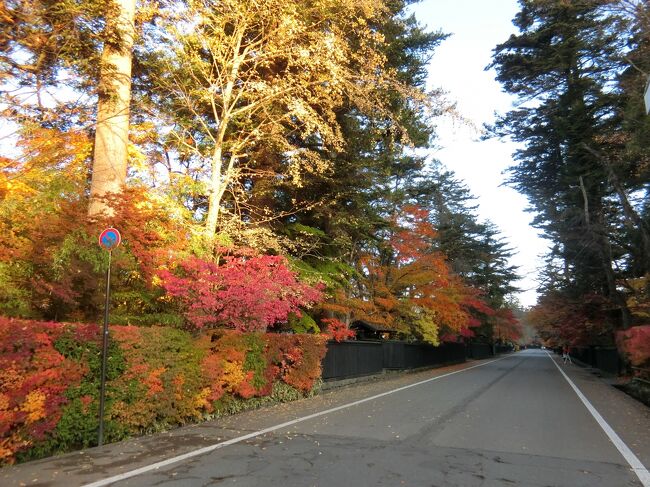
0;0;522;345
490;0;650;348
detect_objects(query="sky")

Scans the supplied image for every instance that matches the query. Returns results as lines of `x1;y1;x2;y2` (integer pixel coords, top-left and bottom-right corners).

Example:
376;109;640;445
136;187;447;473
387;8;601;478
408;0;550;307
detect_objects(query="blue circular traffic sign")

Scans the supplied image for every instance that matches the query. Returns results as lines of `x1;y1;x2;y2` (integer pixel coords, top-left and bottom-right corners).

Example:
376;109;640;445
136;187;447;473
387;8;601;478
99;228;121;251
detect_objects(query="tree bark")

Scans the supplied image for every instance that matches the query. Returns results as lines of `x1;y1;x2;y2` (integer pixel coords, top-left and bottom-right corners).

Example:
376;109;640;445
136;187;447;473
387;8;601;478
88;0;136;218
579;175;631;329
205;145;224;237
203;30;244;239
582;143;650;274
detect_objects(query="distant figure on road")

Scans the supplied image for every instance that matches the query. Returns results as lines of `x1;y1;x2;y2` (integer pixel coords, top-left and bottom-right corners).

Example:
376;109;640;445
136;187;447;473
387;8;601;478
562;345;572;364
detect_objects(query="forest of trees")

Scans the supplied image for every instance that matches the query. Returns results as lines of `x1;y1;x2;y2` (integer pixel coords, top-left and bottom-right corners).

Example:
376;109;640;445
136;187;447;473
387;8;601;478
2;0;648;355
489;0;649;355
5;0;650;465
0;0;523;345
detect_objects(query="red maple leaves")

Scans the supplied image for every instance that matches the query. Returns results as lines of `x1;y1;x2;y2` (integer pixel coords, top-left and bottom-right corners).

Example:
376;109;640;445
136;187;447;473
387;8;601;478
159;250;323;331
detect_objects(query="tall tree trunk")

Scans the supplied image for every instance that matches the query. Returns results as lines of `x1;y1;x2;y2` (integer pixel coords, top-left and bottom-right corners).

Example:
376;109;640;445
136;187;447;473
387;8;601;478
88;0;136;218
582;143;650;274
579;176;632;329
205;145;224;237
203;30;244;239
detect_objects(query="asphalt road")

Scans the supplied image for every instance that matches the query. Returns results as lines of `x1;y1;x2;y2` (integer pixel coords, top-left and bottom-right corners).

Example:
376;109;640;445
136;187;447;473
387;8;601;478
4;350;649;487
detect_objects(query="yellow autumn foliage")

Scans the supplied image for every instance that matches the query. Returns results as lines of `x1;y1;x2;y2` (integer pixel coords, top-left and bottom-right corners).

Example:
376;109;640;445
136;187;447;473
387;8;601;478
221;358;246;393
21;390;47;424
153;0;433;237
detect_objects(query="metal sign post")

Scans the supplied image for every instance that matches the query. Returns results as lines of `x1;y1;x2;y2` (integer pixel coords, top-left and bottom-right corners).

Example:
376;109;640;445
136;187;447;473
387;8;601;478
98;228;121;446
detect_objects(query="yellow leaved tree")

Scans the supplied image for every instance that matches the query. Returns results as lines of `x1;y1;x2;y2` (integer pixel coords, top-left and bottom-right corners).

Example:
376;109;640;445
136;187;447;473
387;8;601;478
149;0;426;239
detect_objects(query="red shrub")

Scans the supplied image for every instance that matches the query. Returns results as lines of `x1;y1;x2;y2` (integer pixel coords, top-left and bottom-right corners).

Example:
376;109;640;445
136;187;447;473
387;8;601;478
616;325;650;368
159;252;323;331
320;318;355;342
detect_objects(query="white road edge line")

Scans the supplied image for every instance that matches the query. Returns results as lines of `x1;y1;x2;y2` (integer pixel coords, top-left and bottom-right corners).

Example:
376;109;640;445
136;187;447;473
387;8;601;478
83;355;511;487
547;351;650;487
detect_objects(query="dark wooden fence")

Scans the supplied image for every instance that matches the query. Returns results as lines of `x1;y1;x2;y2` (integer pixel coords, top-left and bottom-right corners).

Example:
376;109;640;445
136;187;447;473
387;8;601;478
322;340;467;381
466;342;493;360
382;341;466;370
321;341;383;380
495;344;514;354
570;346;621;375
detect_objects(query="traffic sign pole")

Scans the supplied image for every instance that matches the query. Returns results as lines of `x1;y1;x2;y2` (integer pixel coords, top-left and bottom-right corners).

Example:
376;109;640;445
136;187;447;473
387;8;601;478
97;228;120;447
98;249;112;446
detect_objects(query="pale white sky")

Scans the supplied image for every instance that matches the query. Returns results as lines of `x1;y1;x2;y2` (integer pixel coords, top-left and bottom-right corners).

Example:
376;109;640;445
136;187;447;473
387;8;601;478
410;0;550;307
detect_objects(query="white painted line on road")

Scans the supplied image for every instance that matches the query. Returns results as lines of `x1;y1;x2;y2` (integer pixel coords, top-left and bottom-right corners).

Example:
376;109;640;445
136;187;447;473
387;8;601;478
547;352;650;487
82;355;511;487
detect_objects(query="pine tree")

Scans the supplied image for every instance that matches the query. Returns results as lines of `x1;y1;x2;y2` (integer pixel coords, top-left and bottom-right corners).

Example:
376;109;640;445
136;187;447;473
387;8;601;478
490;0;633;331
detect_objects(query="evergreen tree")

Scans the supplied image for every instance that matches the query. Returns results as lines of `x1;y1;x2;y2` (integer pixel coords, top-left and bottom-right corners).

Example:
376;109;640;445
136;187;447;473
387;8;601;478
489;0;634;332
273;2;447;272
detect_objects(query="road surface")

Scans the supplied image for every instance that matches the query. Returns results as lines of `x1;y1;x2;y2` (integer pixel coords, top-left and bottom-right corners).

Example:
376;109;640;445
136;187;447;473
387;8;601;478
4;350;649;486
